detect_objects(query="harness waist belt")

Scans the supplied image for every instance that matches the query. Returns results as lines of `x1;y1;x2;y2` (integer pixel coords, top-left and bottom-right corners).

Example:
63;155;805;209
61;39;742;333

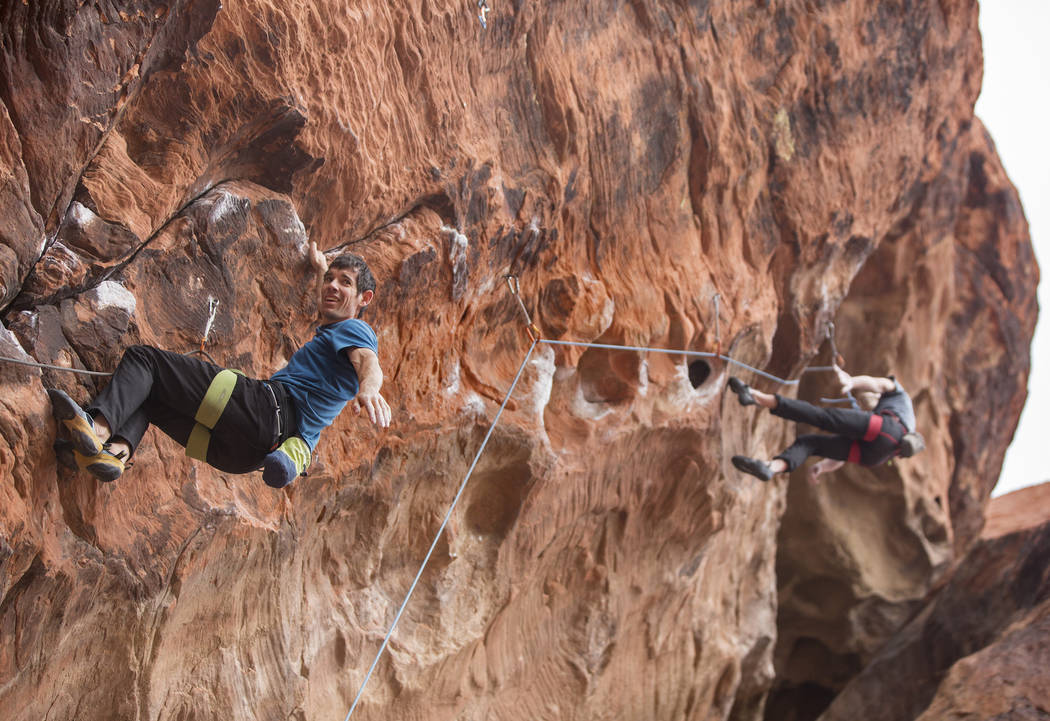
848;412;905;465
267;380;298;450
863;413;884;442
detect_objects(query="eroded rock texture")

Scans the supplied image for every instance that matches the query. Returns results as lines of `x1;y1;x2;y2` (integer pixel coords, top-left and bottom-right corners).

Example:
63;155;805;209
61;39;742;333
816;483;1050;721
0;2;1039;721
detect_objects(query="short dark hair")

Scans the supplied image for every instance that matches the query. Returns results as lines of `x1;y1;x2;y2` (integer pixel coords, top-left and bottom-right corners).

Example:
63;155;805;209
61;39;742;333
328;253;376;294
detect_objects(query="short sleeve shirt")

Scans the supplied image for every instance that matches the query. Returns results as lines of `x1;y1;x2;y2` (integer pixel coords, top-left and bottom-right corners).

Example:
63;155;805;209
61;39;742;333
874;378;916;433
270;319;379;450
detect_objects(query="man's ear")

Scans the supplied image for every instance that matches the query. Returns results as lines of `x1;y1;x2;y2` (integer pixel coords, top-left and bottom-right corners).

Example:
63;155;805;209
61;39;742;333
359;289;375;308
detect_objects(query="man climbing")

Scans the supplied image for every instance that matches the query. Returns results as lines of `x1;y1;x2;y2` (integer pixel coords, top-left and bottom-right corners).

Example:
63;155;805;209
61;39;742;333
727;366;924;483
48;241;391;488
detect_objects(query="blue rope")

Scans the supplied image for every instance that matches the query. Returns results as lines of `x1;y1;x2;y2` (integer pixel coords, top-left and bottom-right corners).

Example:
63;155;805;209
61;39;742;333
342;337;539;720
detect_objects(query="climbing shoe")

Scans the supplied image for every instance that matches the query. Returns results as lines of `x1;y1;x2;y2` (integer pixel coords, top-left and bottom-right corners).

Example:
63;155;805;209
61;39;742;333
727;377;756;407
52;438;78;471
732;455;773;482
262;436;311;489
73;447;126;483
47;388;104;456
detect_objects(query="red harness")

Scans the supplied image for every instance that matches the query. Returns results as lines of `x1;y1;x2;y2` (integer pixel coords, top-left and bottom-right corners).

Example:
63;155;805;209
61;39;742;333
847;413;901;464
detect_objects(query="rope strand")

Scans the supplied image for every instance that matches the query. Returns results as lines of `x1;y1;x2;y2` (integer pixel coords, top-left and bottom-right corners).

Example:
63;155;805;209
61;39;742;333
342;337;540;721
0;297;221;379
0;355;113;377
538;338;825;387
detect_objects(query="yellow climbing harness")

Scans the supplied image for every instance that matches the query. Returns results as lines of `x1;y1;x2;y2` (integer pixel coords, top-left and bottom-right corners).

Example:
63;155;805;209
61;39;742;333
185;369;243;461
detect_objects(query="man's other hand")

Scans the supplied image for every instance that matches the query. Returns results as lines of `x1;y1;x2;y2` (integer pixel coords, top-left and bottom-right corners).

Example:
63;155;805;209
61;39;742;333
808;458;845;485
353;390;392;428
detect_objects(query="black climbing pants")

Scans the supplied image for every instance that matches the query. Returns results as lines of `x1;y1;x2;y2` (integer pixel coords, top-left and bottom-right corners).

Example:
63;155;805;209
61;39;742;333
770;395;903;471
88;345;296;474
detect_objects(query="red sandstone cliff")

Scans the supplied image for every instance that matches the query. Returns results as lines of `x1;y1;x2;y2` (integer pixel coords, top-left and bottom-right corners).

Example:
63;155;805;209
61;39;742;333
0;1;1040;720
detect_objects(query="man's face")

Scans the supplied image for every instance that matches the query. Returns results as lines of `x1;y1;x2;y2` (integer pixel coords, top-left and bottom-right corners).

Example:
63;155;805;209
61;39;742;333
319;267;373;322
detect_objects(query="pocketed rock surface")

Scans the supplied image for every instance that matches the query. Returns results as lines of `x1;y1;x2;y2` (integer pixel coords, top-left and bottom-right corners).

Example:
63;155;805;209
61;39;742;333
0;2;1039;720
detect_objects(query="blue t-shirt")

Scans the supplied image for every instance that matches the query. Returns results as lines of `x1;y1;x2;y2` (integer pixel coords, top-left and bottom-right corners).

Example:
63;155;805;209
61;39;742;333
271;318;379;450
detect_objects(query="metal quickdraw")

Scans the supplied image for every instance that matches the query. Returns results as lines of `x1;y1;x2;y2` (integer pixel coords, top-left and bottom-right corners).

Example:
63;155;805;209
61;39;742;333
504;275;541;342
200;297;219;354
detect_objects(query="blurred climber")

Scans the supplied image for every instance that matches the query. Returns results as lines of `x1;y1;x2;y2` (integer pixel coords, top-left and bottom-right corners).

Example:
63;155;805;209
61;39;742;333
48;241;391;488
726;366;924;483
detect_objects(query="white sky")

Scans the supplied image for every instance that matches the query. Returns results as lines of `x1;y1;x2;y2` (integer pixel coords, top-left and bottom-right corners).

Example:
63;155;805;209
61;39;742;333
977;1;1050;496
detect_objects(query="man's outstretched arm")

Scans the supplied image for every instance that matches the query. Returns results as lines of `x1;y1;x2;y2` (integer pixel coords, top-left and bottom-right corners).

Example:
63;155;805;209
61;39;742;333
348;347;392;428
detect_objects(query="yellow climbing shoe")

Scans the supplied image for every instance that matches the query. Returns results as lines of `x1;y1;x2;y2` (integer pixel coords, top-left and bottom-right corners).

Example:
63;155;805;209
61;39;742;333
47;388;104;456
73;447;126;483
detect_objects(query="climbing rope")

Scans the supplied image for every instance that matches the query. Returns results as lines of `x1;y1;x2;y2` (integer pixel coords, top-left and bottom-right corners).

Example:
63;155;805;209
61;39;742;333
0;297;222;378
539;338;805;386
0;354;113;377
504;278;837;387
342;335;539;721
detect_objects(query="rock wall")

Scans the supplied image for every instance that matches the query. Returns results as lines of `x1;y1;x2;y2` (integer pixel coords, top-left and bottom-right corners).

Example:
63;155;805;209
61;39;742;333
818;483;1050;721
768;116;1038;719
0;2;1039;721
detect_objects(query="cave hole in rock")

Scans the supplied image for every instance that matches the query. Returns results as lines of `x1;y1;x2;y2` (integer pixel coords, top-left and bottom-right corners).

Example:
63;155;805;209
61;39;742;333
688;359;712;388
463;437;532;540
578;346;641;404
417;190;457;225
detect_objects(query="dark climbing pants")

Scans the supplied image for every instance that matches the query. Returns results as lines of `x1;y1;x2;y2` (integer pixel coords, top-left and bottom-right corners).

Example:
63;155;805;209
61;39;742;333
88;345;296;474
770;395;903;471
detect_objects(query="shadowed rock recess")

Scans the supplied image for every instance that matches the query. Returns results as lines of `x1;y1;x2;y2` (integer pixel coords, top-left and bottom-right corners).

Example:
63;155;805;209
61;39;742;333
0;2;1041;720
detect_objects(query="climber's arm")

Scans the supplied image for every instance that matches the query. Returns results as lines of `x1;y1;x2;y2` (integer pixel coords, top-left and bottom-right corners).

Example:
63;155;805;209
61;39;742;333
808;458;845;484
835;366;896;396
348;347;391;428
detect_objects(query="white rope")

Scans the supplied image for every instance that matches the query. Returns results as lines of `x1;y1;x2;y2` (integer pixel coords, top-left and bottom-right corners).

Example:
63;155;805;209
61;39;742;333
0;355;112;377
505;276;843;388
342;336;539;720
538;338;812;386
0;298;223;379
